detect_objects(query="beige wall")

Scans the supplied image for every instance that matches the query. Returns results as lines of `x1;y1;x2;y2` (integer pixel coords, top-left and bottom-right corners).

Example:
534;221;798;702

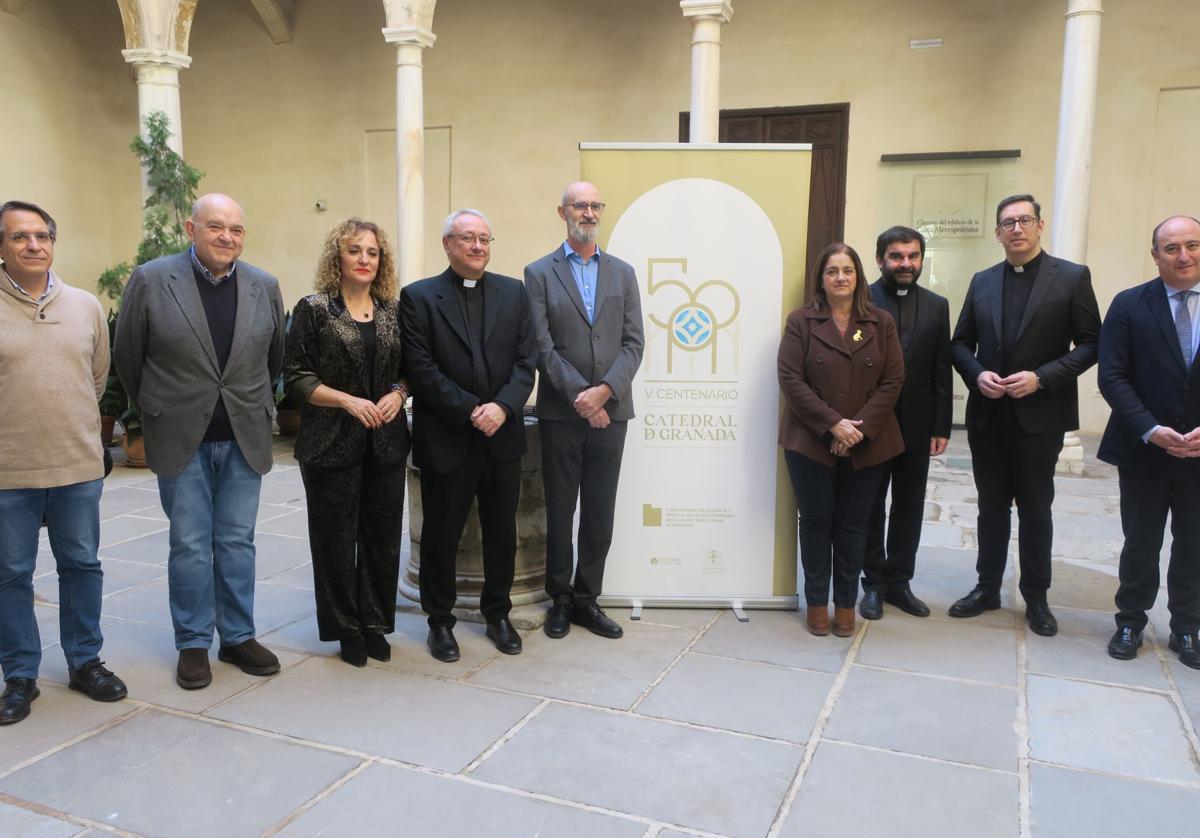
0;0;141;299
5;0;1200;430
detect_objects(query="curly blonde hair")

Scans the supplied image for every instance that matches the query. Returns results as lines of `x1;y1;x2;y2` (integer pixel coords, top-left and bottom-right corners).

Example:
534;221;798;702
313;218;398;300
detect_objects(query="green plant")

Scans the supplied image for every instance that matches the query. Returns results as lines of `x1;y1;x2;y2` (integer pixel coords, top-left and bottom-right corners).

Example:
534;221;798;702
97;111;204;442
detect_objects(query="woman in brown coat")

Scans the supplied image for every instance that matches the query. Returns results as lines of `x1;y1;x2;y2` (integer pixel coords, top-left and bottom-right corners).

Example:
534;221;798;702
778;243;905;637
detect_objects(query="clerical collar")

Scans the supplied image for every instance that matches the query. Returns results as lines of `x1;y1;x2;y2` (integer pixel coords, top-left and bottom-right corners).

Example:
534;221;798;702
881;275;914;297
1009;250;1044;274
453;270;482;289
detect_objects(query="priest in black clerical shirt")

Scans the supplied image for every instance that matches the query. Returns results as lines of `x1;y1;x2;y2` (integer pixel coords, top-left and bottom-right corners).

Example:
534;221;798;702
398;209;536;663
948;195;1101;637
862;226;953;621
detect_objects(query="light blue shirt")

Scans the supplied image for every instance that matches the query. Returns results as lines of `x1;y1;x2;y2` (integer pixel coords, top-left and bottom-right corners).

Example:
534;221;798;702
1141;279;1200;443
563;241;599;323
3;266;54;303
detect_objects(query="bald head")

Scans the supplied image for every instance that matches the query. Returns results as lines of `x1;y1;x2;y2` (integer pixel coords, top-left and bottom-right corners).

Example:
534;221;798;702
1150;215;1200;290
558;181;604;249
186;193;247;276
1151;215;1200;252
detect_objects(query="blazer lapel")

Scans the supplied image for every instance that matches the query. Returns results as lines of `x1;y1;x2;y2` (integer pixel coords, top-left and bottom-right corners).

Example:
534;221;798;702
1017;256;1056;340
224;269;261;377
484;273;502;343
329;294;367;381
434;271;470;348
1147;279;1189;375
166;262;220;373
552;253;590;323
591;252;613;322
871;280;899;325
987;263;1004;342
811;317;851;357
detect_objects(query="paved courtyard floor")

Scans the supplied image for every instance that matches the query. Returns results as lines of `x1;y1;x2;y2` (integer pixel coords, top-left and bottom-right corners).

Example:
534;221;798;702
3;435;1200;837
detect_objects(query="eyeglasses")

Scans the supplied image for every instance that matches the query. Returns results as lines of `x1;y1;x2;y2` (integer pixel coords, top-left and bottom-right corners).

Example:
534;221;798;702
998;215;1038;232
204;222;246;237
451;234;494;246
5;231;54;245
564;202;606;213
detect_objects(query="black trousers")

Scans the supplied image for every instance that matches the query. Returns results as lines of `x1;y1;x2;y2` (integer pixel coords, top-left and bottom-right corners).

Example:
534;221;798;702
540;418;628;605
418;435;520;628
786;450;885;608
863;444;932;592
967;405;1063;603
1115;465;1200;636
299;447;406;642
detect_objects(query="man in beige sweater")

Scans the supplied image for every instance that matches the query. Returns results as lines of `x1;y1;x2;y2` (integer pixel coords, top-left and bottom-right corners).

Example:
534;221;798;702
0;200;127;725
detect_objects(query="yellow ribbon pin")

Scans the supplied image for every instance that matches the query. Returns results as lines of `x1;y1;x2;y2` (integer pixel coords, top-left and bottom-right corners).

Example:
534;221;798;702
852;328;863;342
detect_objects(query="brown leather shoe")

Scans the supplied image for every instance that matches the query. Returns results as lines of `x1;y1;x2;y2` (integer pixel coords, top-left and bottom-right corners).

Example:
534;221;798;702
832;607;856;637
176;648;212;690
806;605;830;636
217;639;280;676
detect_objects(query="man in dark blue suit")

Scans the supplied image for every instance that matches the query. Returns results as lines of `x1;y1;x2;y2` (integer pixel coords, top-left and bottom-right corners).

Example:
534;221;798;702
1099;215;1200;668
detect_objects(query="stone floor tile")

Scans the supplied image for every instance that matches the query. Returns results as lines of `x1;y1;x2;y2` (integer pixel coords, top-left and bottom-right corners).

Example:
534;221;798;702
251;532;313;579
209;656;538;771
473;702;802;837
467;619;694;709
0;684;136;774
1027;674;1200;784
1053;510;1124;540
692;609;853;673
34;603;64;649
780;741;1018;838
258;474;308;506
35;617;306;715
825;667;1018;770
638;652;832;742
0;710;358;838
33;558;164;607
98;485;162;519
0;801;84;838
97;528;169;564
1025;609;1171;690
918;522;967;548
370;612;509;678
856;617;1018;685
277;763;646;838
264;561;316;591
95;514;169;548
1029;763;1200;838
255;507;310;538
1047;560;1122;611
894;573;1019;628
911;545;988;579
603;606;720;629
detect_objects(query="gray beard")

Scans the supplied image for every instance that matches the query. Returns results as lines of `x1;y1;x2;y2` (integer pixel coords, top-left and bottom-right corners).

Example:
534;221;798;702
568;219;598;244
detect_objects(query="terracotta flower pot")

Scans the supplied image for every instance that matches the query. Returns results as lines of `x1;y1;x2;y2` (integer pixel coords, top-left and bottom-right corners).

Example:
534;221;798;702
121;435;149;468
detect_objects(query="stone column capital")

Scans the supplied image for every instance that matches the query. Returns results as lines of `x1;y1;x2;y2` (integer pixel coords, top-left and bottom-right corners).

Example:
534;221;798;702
1065;0;1103;19
382;25;437;49
680;0;733;24
121;47;193;71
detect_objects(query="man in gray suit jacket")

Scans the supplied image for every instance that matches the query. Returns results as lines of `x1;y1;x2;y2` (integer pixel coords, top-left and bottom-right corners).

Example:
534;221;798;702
114;193;286;690
525;181;645;639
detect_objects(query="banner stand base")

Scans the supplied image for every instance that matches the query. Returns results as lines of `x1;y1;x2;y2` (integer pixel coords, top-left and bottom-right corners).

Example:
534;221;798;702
599;595;797;623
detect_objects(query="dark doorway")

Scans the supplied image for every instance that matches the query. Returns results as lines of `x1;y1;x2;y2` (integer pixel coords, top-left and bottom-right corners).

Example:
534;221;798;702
680;104;849;283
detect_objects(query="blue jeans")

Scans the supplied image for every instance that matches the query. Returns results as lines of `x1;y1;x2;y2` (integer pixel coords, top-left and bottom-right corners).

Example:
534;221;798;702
158;442;262;650
0;479;105;680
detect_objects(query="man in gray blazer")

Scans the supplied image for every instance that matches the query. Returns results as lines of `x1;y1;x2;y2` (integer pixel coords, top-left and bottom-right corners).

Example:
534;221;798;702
114;193;286;690
525;182;644;639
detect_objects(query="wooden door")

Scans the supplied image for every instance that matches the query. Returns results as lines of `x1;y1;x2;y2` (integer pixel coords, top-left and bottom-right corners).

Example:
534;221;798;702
680;104;849;283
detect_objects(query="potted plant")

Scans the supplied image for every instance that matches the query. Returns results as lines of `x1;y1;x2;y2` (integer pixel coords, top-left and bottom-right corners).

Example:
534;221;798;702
274;309;301;435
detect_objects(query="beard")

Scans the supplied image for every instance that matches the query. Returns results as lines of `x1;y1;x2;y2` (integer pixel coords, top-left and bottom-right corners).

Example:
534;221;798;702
881;263;921;289
567;217;598;244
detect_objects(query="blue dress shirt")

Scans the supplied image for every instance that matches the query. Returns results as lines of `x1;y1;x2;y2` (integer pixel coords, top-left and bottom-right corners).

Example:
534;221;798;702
563;241;599;323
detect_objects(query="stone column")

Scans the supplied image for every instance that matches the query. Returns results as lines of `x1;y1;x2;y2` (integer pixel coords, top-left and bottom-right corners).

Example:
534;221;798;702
122;48;192;157
1050;0;1103;476
680;0;733;143
383;25;436;287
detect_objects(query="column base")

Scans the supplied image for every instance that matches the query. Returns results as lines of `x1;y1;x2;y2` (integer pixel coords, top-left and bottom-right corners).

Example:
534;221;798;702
1056;432;1086;475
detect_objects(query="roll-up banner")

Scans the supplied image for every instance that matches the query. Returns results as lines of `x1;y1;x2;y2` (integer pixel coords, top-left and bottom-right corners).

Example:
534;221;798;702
581;143;812;609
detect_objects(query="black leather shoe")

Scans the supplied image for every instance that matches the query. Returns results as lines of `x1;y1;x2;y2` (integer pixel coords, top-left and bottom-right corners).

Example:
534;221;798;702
1025;601;1058;637
0;678;39;725
1107;626;1143;660
544;602;572;638
427;626;460;663
68;659;128;702
885;584;931;618
339;636;368;668
859;590;883;620
486;618;523;655
217;639;281;676
571;601;624;638
363;632;391;662
1169;633;1200;670
948;586;1002;618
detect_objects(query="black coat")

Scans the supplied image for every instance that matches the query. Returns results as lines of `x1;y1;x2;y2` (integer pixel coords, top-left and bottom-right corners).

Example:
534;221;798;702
1098;277;1200;474
951;254;1101;434
282;293;411;467
398;268;536;473
870;280;953;449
